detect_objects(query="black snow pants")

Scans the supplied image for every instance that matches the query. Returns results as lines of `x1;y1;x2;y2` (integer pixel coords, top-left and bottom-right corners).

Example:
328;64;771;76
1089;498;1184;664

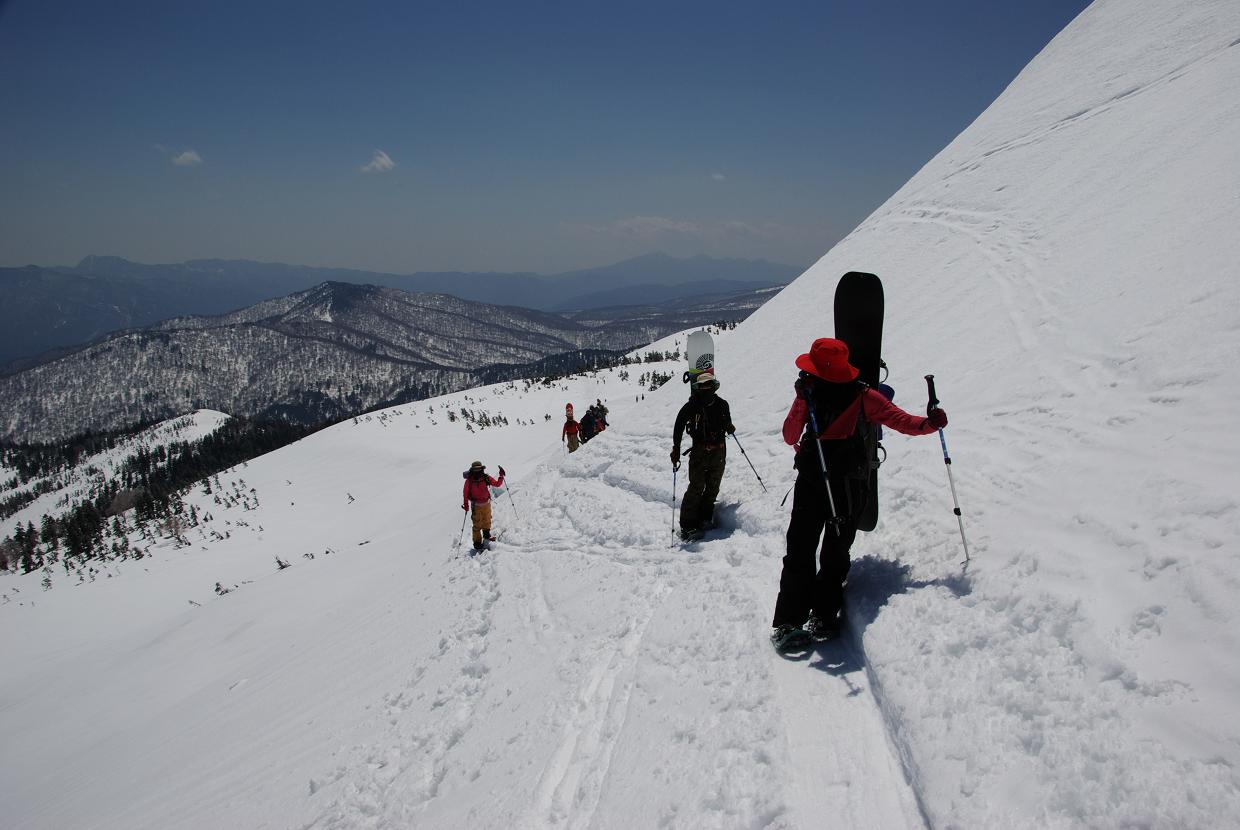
680;443;726;531
771;455;860;628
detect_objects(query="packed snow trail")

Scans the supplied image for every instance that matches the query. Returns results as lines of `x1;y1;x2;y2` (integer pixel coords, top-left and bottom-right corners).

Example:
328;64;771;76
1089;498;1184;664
297;409;928;829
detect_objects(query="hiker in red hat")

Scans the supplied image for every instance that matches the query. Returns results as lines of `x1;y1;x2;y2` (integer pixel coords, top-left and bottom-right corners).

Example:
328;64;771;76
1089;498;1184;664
563;404;580;453
770;337;947;651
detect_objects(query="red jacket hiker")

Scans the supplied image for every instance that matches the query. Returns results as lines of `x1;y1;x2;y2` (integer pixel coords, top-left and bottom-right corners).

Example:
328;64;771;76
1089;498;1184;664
461;460;505;551
462;467;505;508
770;337;948;651
782;386;940;450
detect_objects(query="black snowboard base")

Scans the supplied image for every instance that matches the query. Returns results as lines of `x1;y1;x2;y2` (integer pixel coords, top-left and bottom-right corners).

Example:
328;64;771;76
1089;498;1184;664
834;272;885;532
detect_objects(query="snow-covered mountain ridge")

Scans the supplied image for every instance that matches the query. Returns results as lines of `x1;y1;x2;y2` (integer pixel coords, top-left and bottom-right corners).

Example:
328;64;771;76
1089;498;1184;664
0;252;796;369
2;0;1240;827
0;281;762;443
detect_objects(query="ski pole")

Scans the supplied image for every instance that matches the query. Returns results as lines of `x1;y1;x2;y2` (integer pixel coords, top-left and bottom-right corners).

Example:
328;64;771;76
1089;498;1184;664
802;385;841;536
454;507;469;551
671;464;678;540
501;467;518;519
780;483;794;507
728;432;767;492
925;375;970;563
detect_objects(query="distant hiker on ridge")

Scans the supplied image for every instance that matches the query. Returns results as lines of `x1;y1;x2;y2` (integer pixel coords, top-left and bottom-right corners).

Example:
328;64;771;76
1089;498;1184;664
770;338;947;651
462;461;505;552
670;371;734;541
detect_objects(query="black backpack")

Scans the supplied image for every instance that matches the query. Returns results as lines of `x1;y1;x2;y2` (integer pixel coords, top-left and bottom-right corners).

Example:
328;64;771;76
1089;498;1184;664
687;395;727;445
800;380;885;517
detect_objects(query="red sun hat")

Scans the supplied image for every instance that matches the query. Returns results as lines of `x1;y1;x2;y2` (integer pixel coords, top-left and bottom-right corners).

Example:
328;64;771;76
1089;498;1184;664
795;338;859;383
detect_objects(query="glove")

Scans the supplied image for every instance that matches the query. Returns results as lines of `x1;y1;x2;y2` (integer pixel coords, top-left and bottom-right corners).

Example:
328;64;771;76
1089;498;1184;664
462;502;469;511
727;424;736;434
928;408;948;429
498;466;506;477
670;449;680;469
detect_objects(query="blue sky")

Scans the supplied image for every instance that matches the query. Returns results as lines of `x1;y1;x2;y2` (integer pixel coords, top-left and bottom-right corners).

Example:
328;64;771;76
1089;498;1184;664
0;0;1091;274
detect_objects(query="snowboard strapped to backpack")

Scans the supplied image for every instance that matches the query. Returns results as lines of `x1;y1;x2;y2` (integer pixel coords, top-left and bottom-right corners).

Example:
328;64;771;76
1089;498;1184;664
834;271;887;531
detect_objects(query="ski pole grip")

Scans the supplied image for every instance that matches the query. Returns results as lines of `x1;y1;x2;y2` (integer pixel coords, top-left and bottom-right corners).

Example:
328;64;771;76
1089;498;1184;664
925;374;940;415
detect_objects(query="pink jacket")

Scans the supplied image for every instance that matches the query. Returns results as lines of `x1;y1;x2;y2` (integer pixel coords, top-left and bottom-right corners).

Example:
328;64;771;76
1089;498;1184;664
783;387;936;450
463;473;504;507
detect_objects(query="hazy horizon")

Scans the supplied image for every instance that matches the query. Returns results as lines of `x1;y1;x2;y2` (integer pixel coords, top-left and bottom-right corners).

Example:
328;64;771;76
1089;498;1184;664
12;249;808;278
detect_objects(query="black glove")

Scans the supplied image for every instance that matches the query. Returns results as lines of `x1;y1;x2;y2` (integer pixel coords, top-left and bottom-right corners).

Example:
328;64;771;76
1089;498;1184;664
670;449;680;469
928;408;948;429
498;466;506;477
726;424;736;434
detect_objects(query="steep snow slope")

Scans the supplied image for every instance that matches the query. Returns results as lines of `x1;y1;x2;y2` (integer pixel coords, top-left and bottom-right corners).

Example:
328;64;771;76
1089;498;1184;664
727;0;1240;825
4;0;1240;828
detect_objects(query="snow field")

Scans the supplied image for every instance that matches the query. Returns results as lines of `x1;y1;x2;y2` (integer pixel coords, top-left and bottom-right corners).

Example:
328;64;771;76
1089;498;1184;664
5;0;1240;826
291;357;927;829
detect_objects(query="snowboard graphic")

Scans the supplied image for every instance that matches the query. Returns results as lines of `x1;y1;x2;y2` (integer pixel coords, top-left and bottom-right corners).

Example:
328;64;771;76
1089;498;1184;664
683;329;715;384
833;272;885;531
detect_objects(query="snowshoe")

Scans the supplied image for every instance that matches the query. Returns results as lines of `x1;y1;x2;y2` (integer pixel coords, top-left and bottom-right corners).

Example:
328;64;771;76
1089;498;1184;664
679;527;704;543
770;624;812;653
804;613;840;642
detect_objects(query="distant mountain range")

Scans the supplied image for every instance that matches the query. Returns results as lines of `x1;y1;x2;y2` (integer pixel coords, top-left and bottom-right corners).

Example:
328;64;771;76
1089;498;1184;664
0;252;800;370
0;280;779;443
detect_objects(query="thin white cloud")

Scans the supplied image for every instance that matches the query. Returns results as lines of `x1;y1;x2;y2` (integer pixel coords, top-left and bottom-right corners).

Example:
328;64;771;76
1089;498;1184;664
172;149;203;167
361;150;396;174
578;215;776;242
711;172;726;181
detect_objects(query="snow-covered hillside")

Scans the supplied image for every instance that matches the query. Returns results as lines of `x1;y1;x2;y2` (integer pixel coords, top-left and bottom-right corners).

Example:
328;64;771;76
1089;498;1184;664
0;410;232;540
4;0;1240;827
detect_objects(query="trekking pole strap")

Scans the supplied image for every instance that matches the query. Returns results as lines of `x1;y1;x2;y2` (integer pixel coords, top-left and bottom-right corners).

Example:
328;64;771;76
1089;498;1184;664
924;374;940;415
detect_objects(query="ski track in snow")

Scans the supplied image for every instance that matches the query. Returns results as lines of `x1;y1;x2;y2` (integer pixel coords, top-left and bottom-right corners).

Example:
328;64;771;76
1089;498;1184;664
302;550;502;829
925;32;1240;195
294;410;928;829
886;203;1057;356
